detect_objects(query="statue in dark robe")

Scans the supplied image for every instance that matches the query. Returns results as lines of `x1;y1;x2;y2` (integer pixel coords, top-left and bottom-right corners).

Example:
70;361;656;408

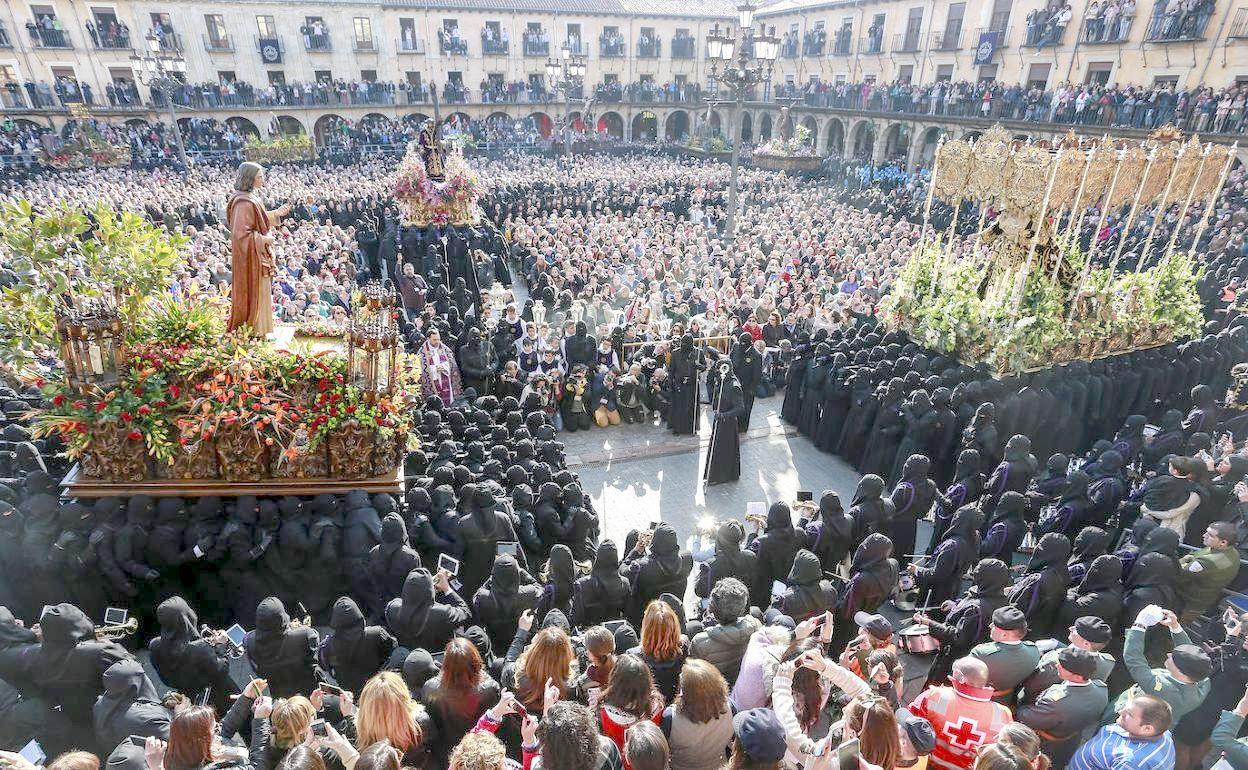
419;120;445;181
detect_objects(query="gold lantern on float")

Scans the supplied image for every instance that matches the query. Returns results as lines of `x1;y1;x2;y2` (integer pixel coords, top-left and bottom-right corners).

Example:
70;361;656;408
55;293;125;392
345;315;399;400
359;279;397;313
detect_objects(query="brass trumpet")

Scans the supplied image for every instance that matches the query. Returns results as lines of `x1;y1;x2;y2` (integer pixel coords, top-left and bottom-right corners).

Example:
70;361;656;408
95;617;138;640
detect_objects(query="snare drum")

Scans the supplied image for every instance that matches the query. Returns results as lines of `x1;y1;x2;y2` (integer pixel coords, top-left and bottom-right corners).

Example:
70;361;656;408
899;624;941;655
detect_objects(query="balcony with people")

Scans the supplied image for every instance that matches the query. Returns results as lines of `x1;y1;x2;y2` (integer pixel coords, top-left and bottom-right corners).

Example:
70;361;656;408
27;15;71;48
1024;4;1073;46
1082;0;1137;42
637;32;661;58
522;29;548;56
398;27;423;53
438;27;468;55
863;22;885;53
483;27;510;55
672;31;696;58
600;31;625;57
302;21;331;51
88;17;131;49
1145;0;1214;40
780;31;798;58
802;27;826;55
832;25;854;54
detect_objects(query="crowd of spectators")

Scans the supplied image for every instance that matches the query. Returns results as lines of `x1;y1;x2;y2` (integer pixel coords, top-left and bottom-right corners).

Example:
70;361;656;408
780;77;1248;135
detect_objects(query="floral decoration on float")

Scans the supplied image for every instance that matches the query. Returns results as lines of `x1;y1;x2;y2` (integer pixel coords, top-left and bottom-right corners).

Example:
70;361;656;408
393;145;484;227
32;289;421;483
752;124;821;172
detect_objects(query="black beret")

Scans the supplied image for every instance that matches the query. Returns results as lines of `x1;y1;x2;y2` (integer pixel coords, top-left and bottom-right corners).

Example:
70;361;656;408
1074;616;1112;645
1058;647;1100;679
1171;644;1213;681
991;606;1028;632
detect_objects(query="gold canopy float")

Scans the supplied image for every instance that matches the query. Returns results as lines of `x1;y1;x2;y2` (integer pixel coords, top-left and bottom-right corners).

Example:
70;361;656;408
883;126;1234;374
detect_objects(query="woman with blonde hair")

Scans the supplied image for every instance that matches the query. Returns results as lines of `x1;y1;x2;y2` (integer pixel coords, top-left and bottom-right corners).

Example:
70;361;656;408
352;672;437;770
661;659;732;770
629;601;687;701
448;731;513;770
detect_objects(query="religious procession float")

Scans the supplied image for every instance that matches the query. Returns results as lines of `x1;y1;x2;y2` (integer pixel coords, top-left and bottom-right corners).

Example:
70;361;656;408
393;122;484;227
0;201;417;487
751;107;820;173
883;126;1233;374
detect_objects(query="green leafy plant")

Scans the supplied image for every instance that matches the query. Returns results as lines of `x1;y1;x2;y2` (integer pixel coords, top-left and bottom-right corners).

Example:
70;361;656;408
0;200;185;369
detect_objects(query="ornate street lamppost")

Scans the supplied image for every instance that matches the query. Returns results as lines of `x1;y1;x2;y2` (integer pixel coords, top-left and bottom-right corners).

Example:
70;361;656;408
131;31;190;168
545;43;589;154
706;4;779;242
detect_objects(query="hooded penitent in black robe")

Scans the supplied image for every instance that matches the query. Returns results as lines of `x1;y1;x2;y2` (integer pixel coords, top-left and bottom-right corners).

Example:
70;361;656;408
1007;533;1071;639
888;455;941;568
474;554;541;652
1057;554;1124;630
533;545;576;628
1036;471;1093;538
746;503;805;610
572;541;631;627
780;344;809;425
924;559;1012;688
838;373;881;465
93;658;169;752
981;435;1039;520
814;355;851;451
704;368;744;485
455;486;519;599
667;335;700;435
915;504;980;608
830;533;899;654
367;513;421;617
979;492;1028;565
693;522;758;603
801;492;854;574
243;597;321;698
777;549;839;621
930;450;984;554
385;569;472;653
35;603;130;729
731;334;763;433
317;596;397;694
620;523;693;626
147;596;238;714
797;347;833;437
1065;527;1112;586
849;475;895;544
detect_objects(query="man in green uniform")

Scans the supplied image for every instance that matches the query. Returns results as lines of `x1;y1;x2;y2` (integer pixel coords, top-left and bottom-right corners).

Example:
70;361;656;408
1178;521;1241;621
1020;616;1115;703
1105;606;1212;722
970;606;1040;705
1017;647;1110;767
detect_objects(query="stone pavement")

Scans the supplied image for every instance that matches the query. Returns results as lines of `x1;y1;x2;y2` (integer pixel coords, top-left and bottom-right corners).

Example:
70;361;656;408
569;395;870;545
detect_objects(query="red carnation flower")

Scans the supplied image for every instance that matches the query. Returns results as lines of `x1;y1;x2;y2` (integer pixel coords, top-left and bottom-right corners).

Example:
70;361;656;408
154;400;168;408
120;411;133;422
94;402;107;413
73;400;86;410
169;384;181;399
345;405;356;415
52;394;65;407
137;405;152;416
126;430;142;442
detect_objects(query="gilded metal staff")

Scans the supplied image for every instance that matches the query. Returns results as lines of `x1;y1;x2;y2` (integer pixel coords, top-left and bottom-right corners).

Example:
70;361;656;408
920;137;943;247
1014;146;1062;313
1186;143;1238;261
1137;144;1185;272
1160;144;1211;264
1108;145;1157;276
1054;144;1096;281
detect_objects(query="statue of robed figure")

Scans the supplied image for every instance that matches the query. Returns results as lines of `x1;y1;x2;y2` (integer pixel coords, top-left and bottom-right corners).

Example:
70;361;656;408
419;119;446;181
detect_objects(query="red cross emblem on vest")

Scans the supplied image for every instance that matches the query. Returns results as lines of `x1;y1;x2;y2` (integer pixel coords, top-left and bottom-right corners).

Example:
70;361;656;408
944;717;986;749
